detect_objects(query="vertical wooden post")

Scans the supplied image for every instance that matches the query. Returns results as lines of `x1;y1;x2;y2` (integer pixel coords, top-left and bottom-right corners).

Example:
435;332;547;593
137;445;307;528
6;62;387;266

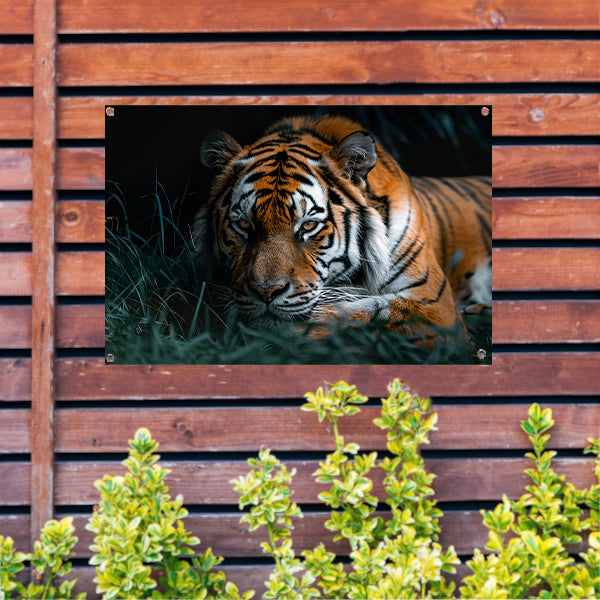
31;0;57;547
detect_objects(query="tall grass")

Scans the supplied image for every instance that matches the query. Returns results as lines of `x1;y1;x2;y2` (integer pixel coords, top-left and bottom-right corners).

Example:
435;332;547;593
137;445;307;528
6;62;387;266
105;182;492;365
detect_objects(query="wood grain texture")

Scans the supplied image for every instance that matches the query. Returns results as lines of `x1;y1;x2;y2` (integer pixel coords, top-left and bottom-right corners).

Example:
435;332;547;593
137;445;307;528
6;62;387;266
0;45;33;86
53;404;599;453
57;41;599;86
56;200;105;242
493;197;600;239
0;410;30;453
9;247;595;296
50;457;596;506
0;305;105;349
1;196;597;245
2;299;596;350
48;354;600;401
31;0;58;544
0;98;33;139
493;145;600;188
0;201;32;242
5;354;600;402
57;94;600;138
5;146;599;191
0;149;32;190
55;0;599;33
0;252;104;296
492;248;600;291
494;301;600;344
0;200;105;243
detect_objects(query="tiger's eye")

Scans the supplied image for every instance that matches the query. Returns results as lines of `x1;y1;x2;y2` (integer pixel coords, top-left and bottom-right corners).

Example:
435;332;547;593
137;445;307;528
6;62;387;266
301;220;318;232
233;218;252;232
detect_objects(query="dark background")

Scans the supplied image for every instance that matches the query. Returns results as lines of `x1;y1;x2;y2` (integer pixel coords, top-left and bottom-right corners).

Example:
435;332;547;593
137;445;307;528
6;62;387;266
105;105;492;243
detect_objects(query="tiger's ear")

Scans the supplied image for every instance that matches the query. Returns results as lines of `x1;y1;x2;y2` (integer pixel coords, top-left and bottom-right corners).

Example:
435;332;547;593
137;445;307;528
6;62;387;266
329;131;377;182
200;130;242;169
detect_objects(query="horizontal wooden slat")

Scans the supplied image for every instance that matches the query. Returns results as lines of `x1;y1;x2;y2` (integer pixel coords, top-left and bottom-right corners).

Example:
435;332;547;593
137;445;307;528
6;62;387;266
2;354;598;402
493;145;600;188
56;94;600;138
9;247;594;296
57;41;599;86
0;45;33;87
493;197;600;239
0;462;30;505
4;299;596;350
52;354;600;400
0;98;33;139
0;252;104;296
56;200;105;242
4;145;598;190
5;507;586;559
49;457;595;506
0;149;32;190
1;456;596;507
492;248;600;291
6;0;598;34
0;410;30;453
0;201;32;242
55;0;599;33
0;200;104;243
0;304;105;349
2;197;596;245
494;300;600;344
56;148;104;190
53;404;599;453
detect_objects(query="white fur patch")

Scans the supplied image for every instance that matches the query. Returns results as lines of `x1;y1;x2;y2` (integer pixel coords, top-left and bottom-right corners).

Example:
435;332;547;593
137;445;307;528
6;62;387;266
468;258;492;305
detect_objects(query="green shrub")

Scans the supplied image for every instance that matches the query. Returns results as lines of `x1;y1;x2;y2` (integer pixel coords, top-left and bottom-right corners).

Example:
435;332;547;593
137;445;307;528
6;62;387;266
86;427;251;600
233;380;599;599
0;517;83;600
0;382;597;599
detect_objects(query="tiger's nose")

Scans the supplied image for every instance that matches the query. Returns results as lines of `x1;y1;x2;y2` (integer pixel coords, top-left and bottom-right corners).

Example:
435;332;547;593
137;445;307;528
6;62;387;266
248;280;288;304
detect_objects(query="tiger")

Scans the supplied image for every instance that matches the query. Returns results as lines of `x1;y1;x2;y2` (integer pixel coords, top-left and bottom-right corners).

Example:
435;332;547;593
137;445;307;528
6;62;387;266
192;114;491;345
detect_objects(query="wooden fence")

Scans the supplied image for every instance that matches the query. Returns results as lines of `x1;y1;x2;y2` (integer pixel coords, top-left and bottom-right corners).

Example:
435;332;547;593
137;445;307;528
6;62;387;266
0;0;598;597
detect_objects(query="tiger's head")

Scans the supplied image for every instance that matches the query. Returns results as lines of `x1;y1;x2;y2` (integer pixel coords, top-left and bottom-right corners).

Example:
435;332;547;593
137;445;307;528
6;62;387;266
192;115;390;321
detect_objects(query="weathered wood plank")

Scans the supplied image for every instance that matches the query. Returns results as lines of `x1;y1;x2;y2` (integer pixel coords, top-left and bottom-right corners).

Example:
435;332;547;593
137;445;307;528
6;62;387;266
0;462;30;505
494;300;600;344
1;197;597;244
1;455;596;513
2;299;596;350
0;0;33;34
0;252;104;296
56;148;104;190
5;145;598;190
57;94;600;138
31;0;58;545
0;45;33;86
492;248;600;291
493;145;600;188
49;354;600;400
53;404;599;453
493;197;600;239
0;304;105;349
8;247;594;297
52;457;596;506
0;98;33;139
0;200;105;243
56;0;600;33
56;200;105;242
0;149;32;190
57;41;599;86
0;201;32;242
0;410;30;453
